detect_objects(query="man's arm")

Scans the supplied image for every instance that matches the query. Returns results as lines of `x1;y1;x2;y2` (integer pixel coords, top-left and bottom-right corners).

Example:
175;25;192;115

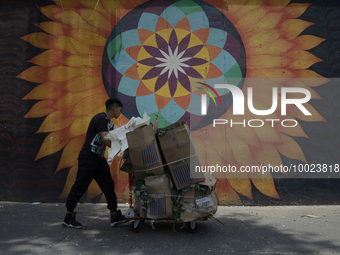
100;131;111;148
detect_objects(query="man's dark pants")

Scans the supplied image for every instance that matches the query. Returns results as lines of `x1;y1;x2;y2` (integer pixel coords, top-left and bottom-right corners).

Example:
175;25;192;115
66;157;118;213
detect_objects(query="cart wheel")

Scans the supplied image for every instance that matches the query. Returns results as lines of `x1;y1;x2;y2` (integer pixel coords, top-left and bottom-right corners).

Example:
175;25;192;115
130;220;141;233
186;221;197;233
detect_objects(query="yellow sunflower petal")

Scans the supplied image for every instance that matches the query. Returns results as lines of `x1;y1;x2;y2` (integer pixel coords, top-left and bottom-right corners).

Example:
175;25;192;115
227;177;253;200
68;29;107;46
64;115;92;140
24;100;54;118
248;39;293;56
35;21;66;36
228;115;260;146
293;35;326;51
80;9;112;31
37;110;73;133
287;104;325;122
216;179;242;205
255;13;283;31
51;36;102;55
284;3;311;19
58;165;78;199
232;0;265;21
251;143;283;167
53;10;95;31
282;80;321;99
205;142;226;179
251;175;280;199
236;8;268;30
69;94;106;117
227;127;253;166
278;19;313;40
277;122;308;138
21;32;51;49
247;30;280;46
62;55;102;67
54;0;82;8
64;76;102;92
56;135;85;172
35;131;70;160
17;66;48;83
225;0;248;16
48;66;101;82
285;50;323;69
28;50;65;67
23;81;64;99
275;134;307;162
248;68;295;78
54;89;104;110
248;55;292;69
39;5;63;21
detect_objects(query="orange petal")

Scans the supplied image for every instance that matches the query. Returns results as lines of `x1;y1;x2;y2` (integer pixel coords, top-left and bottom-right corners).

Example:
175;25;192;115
136;81;154;96
124;63;139;79
39;5;63;22
256;13;283;31
35;131;70;160
173;94;190;111
192;28;209;44
247;30;280;48
138;29;155;45
126;45;142;61
56;135;85;172
248;68;295;78
174;16;191;32
155;93;171;110
68;29;107;46
229;115;260;146
80;9;112;31
248;39;293;56
155;16;172;32
70;94;106;117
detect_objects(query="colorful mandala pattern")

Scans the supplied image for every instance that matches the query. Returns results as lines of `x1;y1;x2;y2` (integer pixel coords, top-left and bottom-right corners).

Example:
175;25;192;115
102;0;246;129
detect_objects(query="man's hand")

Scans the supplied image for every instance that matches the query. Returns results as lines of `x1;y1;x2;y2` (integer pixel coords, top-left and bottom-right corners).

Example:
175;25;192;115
100;131;111;148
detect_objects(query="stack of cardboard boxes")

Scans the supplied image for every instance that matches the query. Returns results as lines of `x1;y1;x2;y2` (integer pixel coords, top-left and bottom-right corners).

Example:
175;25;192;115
121;121;218;222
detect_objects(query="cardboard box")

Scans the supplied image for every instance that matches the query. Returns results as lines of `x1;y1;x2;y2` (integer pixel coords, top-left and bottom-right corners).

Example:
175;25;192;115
181;173;218;222
157;122;205;190
136;174;173;219
126;124;165;180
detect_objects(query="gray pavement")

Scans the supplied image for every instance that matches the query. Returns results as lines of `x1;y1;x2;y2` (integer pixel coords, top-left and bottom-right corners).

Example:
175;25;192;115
0;202;339;255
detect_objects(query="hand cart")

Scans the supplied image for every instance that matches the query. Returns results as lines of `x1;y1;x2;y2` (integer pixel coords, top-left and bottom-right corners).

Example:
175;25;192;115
124;173;208;233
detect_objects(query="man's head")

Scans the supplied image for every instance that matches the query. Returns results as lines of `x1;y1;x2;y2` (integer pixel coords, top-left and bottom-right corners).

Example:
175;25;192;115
105;98;123;119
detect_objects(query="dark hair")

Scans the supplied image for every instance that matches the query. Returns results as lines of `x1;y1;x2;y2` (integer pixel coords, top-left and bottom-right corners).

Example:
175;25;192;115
105;98;123;110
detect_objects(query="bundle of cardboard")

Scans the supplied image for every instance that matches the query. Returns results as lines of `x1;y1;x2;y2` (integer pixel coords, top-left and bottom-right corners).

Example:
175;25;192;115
119;120;218;222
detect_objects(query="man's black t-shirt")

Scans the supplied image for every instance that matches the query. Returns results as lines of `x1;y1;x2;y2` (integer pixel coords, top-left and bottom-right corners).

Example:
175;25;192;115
79;112;113;159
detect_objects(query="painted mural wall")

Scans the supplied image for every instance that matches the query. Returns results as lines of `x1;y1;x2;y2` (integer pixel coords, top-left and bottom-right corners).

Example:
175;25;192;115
1;0;340;205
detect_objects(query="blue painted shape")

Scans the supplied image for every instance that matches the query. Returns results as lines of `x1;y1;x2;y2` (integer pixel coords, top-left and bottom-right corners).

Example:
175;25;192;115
136;93;159;115
211;49;236;74
187;93;209;116
160;5;186;28
117;76;140;96
187;12;209;32
138;12;159;32
111;50;136;75
160;98;186;123
206;28;228;48
121;29;141;49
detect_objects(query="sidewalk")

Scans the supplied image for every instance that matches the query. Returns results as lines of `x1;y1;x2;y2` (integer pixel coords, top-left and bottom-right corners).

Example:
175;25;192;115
0;202;339;255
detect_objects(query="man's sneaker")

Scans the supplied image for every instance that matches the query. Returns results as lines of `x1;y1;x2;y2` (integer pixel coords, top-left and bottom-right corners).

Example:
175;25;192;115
111;210;127;227
63;212;83;229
